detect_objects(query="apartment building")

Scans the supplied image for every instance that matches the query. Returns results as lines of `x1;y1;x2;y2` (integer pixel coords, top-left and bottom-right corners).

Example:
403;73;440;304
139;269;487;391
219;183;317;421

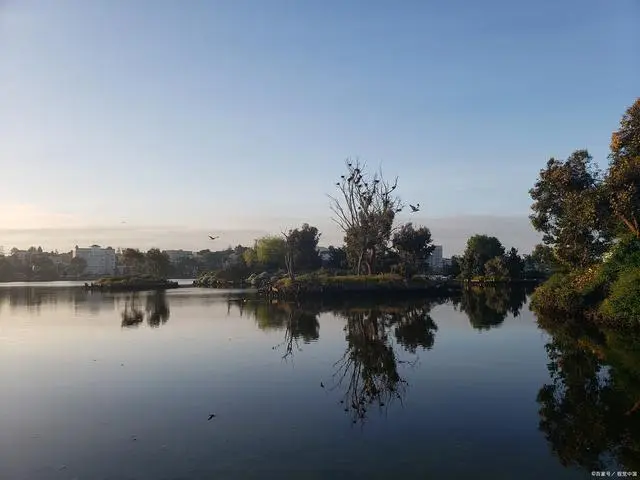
73;245;116;275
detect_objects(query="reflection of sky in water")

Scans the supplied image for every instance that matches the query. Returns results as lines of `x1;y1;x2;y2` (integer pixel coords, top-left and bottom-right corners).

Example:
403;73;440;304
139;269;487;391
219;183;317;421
0;287;590;479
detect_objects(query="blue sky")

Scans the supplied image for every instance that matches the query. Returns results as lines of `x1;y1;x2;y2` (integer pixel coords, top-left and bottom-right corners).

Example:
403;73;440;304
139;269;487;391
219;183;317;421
1;0;638;253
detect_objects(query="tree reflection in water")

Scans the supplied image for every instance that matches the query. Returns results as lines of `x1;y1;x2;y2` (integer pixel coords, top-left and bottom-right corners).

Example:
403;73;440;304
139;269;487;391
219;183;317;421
536;318;640;472
120;291;170;328
332;301;439;424
230;297;442;424
451;285;529;330
145;291;170;328
228;298;320;359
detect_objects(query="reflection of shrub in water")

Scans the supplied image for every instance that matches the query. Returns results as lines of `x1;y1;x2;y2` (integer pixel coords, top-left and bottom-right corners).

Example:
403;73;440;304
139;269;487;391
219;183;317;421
536;321;640;472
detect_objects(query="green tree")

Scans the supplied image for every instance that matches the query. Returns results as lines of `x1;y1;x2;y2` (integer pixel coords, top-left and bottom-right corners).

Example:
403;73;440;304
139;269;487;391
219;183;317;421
504;247;524;280
256;236;286;270
460;235;505;280
529;150;610;268
484;256;509;281
145;248;171;278
446;255;461;277
242;247;258;268
282;223;322;278
122;248;146;274
326;246;348;270
68;256;87;277
605;98;640;238
391;223;435;278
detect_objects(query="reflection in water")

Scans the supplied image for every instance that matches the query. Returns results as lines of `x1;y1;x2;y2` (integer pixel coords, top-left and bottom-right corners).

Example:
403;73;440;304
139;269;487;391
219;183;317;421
120;292;170;329
452;285;530;330
537;319;640;472
230;298;441;424
145;291;170;328
120;294;145;328
229;299;320;358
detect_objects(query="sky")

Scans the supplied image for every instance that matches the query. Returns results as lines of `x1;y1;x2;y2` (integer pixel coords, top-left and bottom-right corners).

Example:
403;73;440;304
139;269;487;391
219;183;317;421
1;0;638;256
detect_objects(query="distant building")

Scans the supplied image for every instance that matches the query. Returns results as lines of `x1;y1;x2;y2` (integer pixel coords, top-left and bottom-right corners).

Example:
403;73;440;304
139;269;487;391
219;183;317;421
427;245;444;272
73;245;116;275
163;249;194;265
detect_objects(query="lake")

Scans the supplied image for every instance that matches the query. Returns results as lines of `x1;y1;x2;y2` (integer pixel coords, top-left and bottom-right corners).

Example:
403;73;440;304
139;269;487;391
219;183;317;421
0;283;637;479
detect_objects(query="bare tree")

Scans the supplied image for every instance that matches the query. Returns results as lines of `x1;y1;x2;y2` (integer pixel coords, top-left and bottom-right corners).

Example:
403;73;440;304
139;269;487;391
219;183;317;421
328;158;407;275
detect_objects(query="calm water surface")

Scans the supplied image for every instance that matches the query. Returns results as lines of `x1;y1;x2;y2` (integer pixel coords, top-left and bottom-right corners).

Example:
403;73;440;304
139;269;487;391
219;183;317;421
0;284;636;479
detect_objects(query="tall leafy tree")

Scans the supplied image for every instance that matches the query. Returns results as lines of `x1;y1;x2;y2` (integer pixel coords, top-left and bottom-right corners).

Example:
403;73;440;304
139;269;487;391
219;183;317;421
325;246;348;270
255;236;286;270
391;223;435;278
122;248;146;274
504;247;525;280
460;235;505;280
145;248;171;278
606;98;640;238
529;150;610;268
282;223;322;278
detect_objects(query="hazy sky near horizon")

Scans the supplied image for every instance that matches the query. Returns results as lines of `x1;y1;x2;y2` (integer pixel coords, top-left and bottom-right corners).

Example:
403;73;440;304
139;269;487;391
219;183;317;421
1;0;638;253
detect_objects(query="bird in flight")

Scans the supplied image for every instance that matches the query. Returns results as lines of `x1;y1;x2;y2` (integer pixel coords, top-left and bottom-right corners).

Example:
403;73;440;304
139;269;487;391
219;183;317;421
209;235;219;241
409;203;420;213
208;414;216;420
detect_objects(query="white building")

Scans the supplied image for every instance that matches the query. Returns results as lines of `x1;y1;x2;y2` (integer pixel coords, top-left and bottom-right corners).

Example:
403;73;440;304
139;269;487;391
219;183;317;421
73;245;116;275
427;245;444;272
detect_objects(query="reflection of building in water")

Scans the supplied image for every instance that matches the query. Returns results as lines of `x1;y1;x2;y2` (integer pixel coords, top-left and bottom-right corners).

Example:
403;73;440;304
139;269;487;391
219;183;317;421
74;245;116;275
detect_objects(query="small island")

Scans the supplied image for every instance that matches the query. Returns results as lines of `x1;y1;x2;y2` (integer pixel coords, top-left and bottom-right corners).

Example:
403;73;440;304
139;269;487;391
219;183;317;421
84;275;179;292
258;273;462;300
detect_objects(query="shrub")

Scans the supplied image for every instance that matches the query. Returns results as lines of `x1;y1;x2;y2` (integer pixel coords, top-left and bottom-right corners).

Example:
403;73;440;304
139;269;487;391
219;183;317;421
530;273;584;316
599;268;640;326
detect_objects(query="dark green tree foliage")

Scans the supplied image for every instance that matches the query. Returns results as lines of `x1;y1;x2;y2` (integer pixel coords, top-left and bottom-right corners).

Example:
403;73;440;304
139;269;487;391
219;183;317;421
391;223;435;278
484;256;509;281
447;255;462;277
145;248;171;278
325;246;348;270
504;247;525;280
529;150;610;268
606;98;640;238
282;223;322;277
122;248;146;274
460;235;505;280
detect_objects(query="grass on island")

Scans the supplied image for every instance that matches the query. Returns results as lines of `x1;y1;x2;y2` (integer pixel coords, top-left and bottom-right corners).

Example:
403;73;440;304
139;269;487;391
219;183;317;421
94;274;174;287
272;272;451;290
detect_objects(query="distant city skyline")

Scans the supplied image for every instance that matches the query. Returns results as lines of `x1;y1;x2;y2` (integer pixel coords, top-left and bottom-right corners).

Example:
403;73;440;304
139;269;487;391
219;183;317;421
1;1;637;253
0;214;541;257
